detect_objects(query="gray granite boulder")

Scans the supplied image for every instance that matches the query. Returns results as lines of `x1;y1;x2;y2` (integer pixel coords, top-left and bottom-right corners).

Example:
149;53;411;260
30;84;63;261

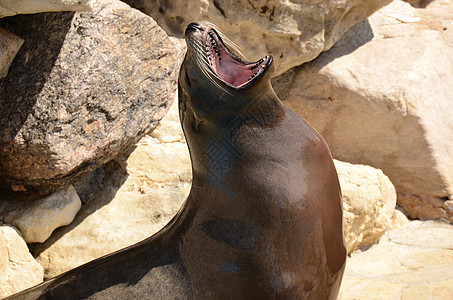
0;0;180;197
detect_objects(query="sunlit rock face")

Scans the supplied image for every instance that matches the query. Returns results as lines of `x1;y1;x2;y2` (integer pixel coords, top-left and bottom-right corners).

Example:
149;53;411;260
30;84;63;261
124;0;392;76
279;0;453;221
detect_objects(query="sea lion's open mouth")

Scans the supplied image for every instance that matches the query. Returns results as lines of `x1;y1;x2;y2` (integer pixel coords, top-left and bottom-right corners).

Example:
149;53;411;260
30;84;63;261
204;29;272;90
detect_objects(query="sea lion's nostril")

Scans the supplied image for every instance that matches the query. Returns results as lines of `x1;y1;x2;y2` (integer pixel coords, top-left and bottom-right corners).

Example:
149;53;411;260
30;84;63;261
185;22;203;34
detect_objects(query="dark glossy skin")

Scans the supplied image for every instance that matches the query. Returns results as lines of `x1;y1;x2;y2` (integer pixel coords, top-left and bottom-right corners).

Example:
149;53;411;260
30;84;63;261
7;22;346;300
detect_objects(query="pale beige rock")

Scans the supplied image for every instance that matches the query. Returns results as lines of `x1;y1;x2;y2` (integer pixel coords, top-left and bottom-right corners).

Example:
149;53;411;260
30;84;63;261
281;0;453;220
389;220;453;249
0;27;23;79
391;209;410;230
340;220;453;299
127;0;392;75
432;278;453;299
426;0;453;7
0;0;94;17
2;185;82;243
335;160;397;253
0;225;43;298
30;102;191;279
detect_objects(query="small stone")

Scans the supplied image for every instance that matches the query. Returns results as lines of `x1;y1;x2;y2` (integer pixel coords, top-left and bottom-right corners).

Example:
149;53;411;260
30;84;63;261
0;27;24;79
335;160;397;253
391;209;410;230
3;185;82;243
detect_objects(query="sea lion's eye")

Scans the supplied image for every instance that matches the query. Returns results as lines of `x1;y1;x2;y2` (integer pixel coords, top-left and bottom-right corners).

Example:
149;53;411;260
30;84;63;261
185;71;192;87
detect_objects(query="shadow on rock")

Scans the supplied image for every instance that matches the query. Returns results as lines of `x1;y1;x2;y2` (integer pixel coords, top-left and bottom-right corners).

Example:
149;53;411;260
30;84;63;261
0;12;74;197
29;153;130;258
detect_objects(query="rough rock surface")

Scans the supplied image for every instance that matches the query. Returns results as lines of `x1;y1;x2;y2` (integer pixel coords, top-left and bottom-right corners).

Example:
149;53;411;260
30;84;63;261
0;0;180;197
340;220;453;299
0;27;23;79
0;0;94;17
2;185;81;243
426;0;453;7
335;160;397;253
280;0;453;220
125;0;392;75
30;102;191;279
0;225;43;298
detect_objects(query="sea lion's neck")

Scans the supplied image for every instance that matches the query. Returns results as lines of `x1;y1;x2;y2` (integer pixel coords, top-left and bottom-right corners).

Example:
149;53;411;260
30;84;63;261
193;83;284;130
183;82;286;194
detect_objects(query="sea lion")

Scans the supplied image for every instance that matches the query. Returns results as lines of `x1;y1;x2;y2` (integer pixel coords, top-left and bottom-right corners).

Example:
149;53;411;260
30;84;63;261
7;21;346;299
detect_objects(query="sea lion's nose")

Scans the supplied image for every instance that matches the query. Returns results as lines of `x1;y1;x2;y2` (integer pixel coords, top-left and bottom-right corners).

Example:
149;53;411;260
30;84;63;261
186;22;203;34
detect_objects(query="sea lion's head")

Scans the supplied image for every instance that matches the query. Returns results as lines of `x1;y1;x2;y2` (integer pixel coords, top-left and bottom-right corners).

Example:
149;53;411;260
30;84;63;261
179;21;276;122
182;21;274;91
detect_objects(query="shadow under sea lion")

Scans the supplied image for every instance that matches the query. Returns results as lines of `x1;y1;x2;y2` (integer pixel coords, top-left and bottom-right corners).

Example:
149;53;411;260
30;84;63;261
6;21;346;299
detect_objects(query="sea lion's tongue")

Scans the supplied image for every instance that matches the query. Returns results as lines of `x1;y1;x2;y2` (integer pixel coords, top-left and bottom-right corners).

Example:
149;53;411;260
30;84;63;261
207;31;268;88
217;54;253;87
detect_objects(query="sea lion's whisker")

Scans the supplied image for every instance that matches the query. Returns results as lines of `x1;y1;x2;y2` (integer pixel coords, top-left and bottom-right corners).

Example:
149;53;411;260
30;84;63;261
216;31;248;61
191;40;232;95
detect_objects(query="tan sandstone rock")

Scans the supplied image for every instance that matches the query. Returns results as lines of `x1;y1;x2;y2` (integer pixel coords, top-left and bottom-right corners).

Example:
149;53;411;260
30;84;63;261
125;0;392;75
0;0;94;17
280;0;453;220
391;209;410;230
335;160;397;253
30;102;192;280
0;27;23;79
340;220;453;299
2;185;82;243
0;225;43;298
